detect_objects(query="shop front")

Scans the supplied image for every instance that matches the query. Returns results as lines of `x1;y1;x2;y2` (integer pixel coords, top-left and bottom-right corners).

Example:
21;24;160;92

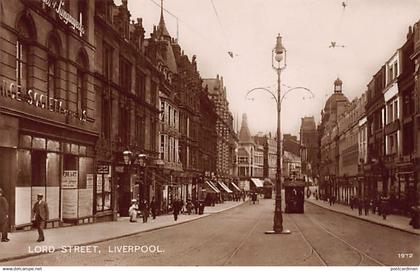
0;114;97;230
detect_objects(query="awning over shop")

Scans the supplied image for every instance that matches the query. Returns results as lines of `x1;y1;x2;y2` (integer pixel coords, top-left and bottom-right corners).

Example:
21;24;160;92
205;181;220;193
251;178;264;188
218;181;233;193
230;182;241;192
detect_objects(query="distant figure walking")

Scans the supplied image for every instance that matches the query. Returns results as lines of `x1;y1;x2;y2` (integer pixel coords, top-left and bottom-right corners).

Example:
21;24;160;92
142;200;149;223
356;197;362;216
173;198;183;221
0;188;10;242
150;197;157;220
364;198;369;215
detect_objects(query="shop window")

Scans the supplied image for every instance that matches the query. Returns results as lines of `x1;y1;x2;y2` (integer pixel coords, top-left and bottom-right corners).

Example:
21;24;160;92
19;135;32;149
71;143;79;155
31;151;46;187
17;150;31;187
32;137;46;150
46;152;60;219
63;143;71;153
96;165;111;212
79;145;87;156
47;140;60;152
78;157;93;217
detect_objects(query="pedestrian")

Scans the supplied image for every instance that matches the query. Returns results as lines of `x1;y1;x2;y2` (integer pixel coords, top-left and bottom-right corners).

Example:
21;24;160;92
350;195;354;210
364;198;369;215
129;199;138;222
380;195;388;220
173;197;183;221
409;206;420;229
193;199;199;214
251;192;257;204
142;200;149;223
315;189;318;200
0;188;10;242
371;199;376;214
186;200;192;215
356;197;362;216
32;194;49;242
150;197;157;220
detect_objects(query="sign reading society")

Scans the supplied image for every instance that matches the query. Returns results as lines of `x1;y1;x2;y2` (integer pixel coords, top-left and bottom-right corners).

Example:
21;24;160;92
0;79;88;122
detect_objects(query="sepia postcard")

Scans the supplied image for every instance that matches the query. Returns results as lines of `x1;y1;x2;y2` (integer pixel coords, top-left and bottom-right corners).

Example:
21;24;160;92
0;0;419;270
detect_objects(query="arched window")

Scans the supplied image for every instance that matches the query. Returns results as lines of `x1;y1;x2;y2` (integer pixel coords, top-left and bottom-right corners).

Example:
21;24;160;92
76;49;89;113
47;34;60;99
15;12;36;90
16;17;31;89
16;39;27;88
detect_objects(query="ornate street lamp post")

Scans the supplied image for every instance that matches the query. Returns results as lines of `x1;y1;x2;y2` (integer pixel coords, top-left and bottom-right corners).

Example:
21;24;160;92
245;35;314;234
265;34;290;234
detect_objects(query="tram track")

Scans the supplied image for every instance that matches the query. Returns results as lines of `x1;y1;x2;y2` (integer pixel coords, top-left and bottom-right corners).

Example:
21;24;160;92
289;210;386;266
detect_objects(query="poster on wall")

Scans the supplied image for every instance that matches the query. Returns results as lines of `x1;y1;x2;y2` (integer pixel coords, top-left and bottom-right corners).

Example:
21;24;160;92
104;175;111;192
97;175;103;193
86;174;94;189
62;170;78;219
62;189;78;219
62;170;78;189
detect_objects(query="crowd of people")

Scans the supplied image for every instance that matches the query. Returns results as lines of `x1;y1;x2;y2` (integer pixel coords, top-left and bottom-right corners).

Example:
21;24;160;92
315;189;419;228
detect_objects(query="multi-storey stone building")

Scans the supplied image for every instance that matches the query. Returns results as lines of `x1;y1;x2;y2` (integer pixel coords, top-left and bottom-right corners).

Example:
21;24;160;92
300;116;319;182
337;94;366;204
319;78;349;200
253;133;277;181
94;0;161;218
203;75;238;180
0;0;224;231
0;0;98;229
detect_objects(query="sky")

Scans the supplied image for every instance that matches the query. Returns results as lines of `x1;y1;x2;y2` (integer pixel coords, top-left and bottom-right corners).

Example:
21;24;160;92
119;0;420;138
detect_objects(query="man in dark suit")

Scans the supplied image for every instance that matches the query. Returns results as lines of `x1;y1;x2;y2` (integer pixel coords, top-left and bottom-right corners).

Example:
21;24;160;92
32;194;49;242
0;188;10;242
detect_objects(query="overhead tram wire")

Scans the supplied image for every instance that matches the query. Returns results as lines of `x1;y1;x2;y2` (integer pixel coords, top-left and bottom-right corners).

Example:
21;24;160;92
147;0;230;58
209;0;237;58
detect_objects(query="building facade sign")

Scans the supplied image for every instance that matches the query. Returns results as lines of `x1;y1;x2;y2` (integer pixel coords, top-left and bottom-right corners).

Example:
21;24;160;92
0;79;88;121
41;0;85;36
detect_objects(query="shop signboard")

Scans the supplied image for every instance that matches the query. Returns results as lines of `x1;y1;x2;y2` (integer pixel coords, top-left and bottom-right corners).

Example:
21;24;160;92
97;164;109;175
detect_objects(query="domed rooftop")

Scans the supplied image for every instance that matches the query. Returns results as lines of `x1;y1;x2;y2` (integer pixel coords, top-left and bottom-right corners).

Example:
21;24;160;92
324;78;349;113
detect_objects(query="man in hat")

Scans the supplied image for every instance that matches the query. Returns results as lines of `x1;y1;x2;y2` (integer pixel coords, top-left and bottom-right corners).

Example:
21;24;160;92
0;188;10;242
32;193;49;242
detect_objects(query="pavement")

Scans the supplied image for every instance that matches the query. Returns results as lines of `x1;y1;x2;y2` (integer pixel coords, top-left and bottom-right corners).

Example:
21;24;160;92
5;198;419;266
306;197;420;235
0;200;245;263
